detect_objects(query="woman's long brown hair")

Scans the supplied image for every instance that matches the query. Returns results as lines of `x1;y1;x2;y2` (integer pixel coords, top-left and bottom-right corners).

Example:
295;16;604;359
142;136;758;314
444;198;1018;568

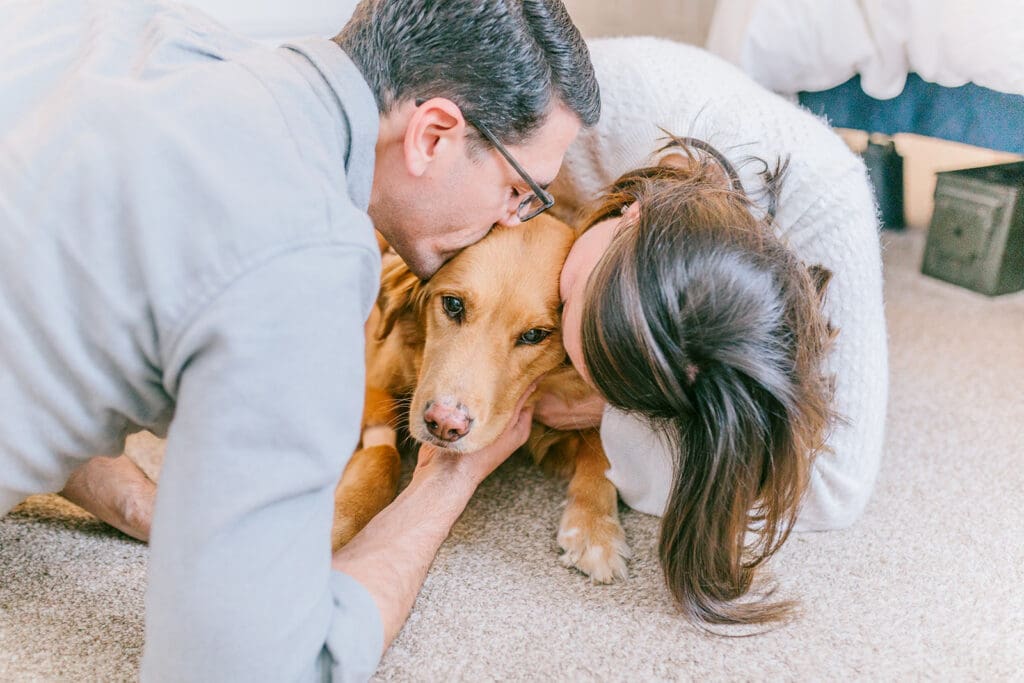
578;139;837;626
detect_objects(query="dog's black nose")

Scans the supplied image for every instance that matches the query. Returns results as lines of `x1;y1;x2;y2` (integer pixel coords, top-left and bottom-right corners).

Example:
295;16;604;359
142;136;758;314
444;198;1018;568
423;400;472;442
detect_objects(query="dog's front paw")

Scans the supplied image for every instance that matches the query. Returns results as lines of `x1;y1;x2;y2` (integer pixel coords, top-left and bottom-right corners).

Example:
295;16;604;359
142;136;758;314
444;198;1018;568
556;506;631;583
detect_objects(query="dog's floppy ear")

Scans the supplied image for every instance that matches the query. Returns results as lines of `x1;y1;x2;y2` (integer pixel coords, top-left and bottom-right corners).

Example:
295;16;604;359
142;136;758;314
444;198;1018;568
807;264;833;302
807;264;838;343
376;253;423;340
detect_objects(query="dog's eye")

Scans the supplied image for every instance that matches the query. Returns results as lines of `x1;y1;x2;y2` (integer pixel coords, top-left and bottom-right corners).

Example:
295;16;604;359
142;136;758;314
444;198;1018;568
518;328;550;345
441;295;464;320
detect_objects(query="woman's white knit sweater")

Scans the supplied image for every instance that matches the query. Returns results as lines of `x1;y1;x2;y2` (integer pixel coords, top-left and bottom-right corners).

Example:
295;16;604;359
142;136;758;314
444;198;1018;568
551;37;889;531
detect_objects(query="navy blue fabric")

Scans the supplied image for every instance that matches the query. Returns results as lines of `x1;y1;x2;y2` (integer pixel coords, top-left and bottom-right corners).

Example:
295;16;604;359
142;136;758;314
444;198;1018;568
799;74;1024;154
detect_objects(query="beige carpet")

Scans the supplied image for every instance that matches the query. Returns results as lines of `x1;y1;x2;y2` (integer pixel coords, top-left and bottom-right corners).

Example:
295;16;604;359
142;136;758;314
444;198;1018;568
2;228;1023;681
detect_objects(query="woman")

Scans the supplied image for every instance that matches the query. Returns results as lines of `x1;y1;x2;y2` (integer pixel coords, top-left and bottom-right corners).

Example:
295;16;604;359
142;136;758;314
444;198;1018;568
534;37;888;625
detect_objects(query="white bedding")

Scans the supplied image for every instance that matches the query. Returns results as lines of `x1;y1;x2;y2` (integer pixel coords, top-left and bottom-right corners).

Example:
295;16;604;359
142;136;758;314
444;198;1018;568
706;0;1024;98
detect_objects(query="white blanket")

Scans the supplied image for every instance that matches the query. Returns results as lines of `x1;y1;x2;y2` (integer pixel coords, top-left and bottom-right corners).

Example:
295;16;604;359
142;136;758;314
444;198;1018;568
706;0;1024;98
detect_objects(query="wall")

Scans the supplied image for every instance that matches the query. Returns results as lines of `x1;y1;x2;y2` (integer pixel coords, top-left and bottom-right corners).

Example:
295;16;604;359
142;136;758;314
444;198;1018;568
185;0;357;42
561;0;715;45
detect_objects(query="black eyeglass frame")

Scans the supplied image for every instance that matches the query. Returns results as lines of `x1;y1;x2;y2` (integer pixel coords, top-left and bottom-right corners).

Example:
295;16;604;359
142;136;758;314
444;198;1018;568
464;116;556;222
412;99;556;221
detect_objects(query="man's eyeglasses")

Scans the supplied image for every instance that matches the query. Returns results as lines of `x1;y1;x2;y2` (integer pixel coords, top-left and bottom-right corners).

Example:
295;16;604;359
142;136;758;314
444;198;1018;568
465;116;555;222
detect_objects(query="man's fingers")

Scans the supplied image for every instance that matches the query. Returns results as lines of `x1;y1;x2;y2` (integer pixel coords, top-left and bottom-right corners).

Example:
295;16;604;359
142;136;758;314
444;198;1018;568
416;444;440;469
515;380;540;413
417;386;538;480
507;404;535;447
532;390;567;425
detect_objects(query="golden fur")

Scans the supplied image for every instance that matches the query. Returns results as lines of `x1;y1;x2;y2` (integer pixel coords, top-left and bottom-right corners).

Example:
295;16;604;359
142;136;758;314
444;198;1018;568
331;215;630;581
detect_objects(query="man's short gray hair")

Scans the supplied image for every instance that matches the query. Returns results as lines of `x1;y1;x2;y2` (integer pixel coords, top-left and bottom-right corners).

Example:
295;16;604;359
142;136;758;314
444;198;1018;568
335;0;600;145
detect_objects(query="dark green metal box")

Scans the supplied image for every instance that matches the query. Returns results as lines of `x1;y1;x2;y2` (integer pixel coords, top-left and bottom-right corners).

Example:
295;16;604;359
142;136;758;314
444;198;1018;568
922;161;1024;296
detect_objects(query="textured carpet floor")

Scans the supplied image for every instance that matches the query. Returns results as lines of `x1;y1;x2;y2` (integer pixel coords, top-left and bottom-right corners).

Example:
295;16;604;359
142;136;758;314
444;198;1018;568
1;228;1022;681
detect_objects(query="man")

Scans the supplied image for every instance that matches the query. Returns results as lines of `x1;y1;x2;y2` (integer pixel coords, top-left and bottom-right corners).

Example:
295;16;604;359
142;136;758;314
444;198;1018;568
0;0;599;679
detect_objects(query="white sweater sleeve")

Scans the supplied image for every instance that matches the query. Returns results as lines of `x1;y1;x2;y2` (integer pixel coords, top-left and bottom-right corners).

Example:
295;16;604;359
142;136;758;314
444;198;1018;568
785;165;888;531
564;37;888;531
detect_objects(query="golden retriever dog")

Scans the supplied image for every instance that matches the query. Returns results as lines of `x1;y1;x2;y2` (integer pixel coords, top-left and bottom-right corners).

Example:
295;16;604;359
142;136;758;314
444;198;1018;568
331;214;630;583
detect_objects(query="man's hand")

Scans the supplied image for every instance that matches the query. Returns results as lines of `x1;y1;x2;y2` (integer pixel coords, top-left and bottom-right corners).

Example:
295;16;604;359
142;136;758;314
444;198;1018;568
333;381;538;652
415;383;536;489
532;389;607;431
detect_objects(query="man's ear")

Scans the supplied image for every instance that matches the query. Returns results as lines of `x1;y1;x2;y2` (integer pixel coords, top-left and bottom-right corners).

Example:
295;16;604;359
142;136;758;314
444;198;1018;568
403;97;466;177
377;253;423;340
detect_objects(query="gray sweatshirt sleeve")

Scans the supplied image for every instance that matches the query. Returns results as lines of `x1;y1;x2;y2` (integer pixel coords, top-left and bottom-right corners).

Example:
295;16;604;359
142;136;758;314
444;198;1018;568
141;244;383;682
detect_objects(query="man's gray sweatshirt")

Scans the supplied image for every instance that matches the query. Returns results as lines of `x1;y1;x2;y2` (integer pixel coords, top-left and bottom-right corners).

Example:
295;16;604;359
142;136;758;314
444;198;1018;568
0;1;384;679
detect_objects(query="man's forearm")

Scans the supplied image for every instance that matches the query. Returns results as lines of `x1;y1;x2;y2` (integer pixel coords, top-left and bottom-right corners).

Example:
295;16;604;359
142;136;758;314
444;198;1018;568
59;454;156;542
331;467;476;651
331;398;535;655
